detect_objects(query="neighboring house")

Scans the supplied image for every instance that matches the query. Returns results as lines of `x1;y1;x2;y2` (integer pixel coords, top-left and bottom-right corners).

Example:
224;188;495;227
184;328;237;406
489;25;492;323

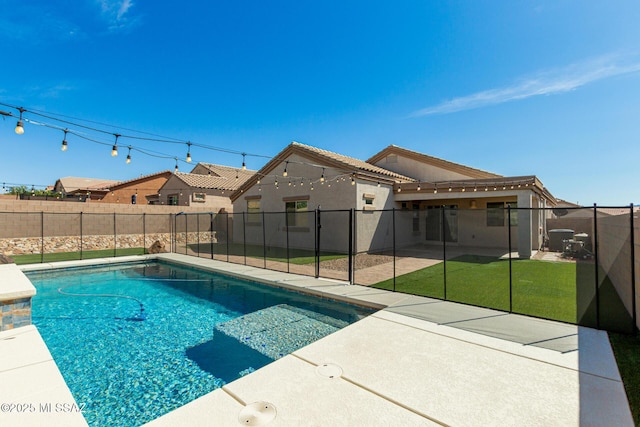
53;177;119;200
97;171;173;205
157;164;256;209
231;142;558;258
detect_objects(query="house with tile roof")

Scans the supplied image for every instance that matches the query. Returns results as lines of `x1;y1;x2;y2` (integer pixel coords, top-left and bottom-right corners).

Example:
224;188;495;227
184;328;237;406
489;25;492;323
156;164;256;209
97;171;173;205
231;141;558;258
53;177;120;200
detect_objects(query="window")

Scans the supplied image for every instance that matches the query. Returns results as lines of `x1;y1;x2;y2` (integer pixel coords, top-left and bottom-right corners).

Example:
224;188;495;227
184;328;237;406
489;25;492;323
193;192;206;202
247;199;261;224
168;194;179;206
362;193;375;210
487;202;518;226
486;202;504;226
286;200;308;227
508;202;518;226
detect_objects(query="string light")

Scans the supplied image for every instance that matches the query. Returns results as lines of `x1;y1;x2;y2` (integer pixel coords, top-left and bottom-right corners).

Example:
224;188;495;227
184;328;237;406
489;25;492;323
186;142;192;163
174;158;179;173
351;173;355;185
126;146;132;164
15;107;25;135
242;153;247;170
111;134;120;157
320;168;325;183
61;129;68;151
283;161;288;177
417;183;421;191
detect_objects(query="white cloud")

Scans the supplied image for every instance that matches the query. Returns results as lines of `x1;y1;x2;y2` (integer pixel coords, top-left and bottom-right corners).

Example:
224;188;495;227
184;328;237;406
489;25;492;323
410;55;640;117
97;0;136;31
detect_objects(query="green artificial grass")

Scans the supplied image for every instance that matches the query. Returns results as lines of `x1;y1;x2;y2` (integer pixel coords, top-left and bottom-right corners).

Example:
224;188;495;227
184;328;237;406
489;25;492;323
188;242;346;265
372;254;577;323
12;247;146;265
609;332;640;425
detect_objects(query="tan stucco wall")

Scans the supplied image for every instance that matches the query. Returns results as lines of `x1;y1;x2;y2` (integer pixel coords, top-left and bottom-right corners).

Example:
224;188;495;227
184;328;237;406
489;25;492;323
371;154;480;182
159;176;233;211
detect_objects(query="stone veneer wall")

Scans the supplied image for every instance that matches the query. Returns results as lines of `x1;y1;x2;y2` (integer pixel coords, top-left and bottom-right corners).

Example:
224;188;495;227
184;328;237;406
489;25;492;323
1;232;216;255
1;298;31;331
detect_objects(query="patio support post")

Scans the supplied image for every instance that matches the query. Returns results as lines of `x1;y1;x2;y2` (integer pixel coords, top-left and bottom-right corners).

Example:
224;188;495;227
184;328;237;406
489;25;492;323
630;203;637;331
508;204;513;312
392;208;396;292
262;211;267;269
593;203;600;329
172;213;176;253
349;208;354;285
442;205;447;300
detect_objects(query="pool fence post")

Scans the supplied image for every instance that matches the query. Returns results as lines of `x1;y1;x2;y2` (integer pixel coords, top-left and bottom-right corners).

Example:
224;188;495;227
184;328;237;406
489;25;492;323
593;203;600;329
285;210;290;274
210;212;214;260
226;212;230;262
508;204;513;313
143;213;146;254
196;213;201;258
184;213;189;255
40;211;44;264
80;212;84;259
242;211;247;265
262;211;267;269
113;212;117;258
442;205;447;300
392;208;396;292
348;208;354;285
315;209;320;278
630;203;637;331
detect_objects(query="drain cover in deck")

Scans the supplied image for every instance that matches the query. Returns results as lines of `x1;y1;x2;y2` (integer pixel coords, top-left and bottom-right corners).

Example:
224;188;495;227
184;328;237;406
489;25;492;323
316;363;342;379
238;401;277;426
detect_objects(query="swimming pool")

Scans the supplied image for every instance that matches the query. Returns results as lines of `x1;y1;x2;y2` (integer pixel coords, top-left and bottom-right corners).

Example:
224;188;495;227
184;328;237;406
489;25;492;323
27;261;372;427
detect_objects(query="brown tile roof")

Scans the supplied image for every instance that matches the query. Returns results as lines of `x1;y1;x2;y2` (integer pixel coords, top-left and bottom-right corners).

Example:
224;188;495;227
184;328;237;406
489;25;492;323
173;171;251;191
367;145;502;179
57;177;120;192
196;163;257;181
289;142;415;181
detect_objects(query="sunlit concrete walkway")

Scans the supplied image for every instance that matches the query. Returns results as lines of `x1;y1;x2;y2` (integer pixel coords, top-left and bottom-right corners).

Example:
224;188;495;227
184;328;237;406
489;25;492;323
2;254;633;426
147;253;633;426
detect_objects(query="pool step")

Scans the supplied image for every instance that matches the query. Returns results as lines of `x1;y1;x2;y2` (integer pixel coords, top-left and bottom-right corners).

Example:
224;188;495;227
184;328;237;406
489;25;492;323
215;304;348;360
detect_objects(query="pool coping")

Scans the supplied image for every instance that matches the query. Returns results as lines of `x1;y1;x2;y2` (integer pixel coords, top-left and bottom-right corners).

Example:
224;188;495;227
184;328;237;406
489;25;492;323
1;253;635;426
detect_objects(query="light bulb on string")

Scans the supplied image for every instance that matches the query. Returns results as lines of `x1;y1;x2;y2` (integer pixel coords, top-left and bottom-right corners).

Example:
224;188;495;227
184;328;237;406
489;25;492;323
283;161;288;177
15;107;25;135
126;146;132;164
174;158;179;173
111;134;120;157
186;142;192;163
242;153;247;170
61;129;68;151
320;168;325;183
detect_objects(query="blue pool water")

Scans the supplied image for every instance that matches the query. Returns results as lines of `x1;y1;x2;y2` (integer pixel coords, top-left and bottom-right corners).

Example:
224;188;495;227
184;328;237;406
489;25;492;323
27;261;372;427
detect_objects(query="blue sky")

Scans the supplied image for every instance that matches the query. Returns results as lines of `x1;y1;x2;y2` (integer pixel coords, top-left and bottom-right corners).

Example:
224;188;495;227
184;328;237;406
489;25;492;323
1;1;639;205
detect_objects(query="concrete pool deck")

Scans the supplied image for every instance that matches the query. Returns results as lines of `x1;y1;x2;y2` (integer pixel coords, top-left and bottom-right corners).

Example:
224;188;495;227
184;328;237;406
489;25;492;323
1;253;634;426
